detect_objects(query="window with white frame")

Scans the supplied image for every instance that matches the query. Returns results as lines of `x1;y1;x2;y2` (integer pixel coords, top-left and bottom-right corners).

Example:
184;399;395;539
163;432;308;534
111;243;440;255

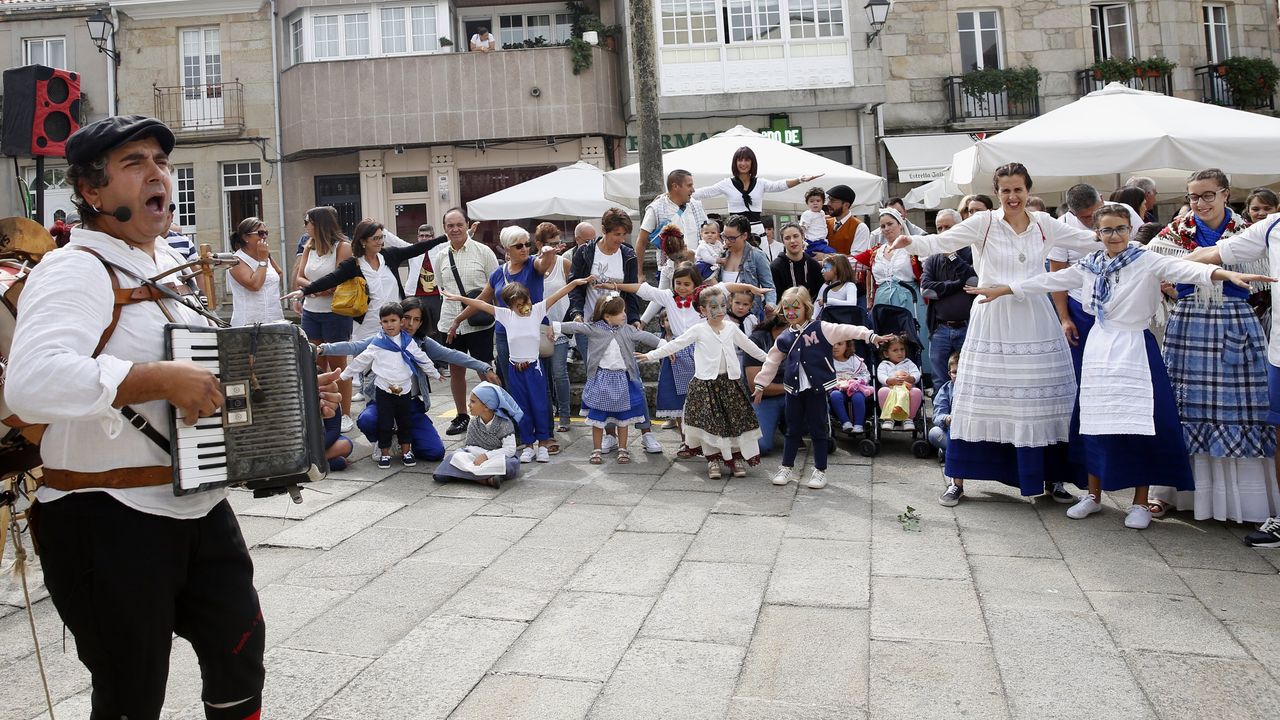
24;37;66;68
789;0;843;39
223;161;261;188
287;5;441;63
1090;4;1131;62
555;13;573;41
661;0;720;45
499;14;524;45
1203;4;1229;63
728;0;782;42
175;166;196;230
957;10;1001;71
290;18;303;64
496;10;574;44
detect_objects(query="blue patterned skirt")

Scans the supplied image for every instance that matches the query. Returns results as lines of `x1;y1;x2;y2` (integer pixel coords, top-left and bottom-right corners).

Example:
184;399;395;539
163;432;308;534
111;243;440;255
656;345;696;417
583;368;648;428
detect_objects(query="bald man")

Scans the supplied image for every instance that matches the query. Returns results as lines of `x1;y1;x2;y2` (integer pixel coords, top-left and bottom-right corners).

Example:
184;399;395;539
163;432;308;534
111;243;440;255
573;222;597;248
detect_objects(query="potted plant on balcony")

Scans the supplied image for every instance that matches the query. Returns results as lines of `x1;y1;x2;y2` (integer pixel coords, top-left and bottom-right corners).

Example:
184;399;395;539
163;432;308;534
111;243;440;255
960;67;1006;104
1220;56;1280;106
1133;56;1175;78
1003;66;1040;104
1090;57;1135;82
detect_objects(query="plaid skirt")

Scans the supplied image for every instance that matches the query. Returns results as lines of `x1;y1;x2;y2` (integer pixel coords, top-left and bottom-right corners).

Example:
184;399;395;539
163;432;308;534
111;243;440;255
1163;297;1275;458
682;374;762;463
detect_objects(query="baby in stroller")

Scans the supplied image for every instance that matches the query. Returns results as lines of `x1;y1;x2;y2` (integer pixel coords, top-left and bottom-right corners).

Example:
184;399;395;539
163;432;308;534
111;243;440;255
876;335;923;431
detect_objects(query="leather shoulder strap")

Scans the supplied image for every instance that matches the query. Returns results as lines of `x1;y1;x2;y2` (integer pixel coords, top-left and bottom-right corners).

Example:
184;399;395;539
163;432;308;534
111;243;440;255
72;246;124;358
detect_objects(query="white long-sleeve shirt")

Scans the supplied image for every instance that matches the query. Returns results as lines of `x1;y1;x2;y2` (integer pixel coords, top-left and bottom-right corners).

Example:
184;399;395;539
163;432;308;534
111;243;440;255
8;228;223;519
645;321;766;380
343;333;437;393
1219;213;1280;366
877;358;921;385
693;177;791;214
903;210;1100;286
1048;203;1145;304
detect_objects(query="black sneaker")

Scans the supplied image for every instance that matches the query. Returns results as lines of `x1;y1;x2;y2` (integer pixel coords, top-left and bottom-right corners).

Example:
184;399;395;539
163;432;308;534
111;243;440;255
1048;482;1075;504
402;451;417;467
939;482;964;507
1245;517;1280;548
377;455;392;469
446;415;470;436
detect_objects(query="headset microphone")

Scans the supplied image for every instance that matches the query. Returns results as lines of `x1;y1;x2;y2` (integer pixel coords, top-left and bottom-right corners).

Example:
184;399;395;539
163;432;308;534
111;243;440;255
105;205;132;222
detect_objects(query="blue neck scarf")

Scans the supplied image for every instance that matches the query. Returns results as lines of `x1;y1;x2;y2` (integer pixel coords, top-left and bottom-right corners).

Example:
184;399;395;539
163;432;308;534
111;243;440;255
1078;246;1144;325
1192;213;1231;247
371;330;419;373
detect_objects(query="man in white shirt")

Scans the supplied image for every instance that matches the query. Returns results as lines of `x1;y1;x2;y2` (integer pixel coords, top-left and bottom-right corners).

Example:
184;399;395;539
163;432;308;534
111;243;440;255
8;115;313;720
637;169;709;280
433;207;500;435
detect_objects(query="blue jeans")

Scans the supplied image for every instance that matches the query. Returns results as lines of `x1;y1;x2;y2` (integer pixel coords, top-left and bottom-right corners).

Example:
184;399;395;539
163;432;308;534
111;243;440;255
928;425;949;452
754;395;786;454
547;336;572;426
829;391;867;427
929;323;968;381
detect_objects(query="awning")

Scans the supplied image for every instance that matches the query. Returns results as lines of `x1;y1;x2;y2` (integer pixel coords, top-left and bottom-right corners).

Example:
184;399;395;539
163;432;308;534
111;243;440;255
883;134;976;183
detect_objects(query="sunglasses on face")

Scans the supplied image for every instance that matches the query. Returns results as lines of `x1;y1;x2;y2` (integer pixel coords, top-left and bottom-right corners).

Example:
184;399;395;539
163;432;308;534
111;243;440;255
250;229;269;237
508;242;531;250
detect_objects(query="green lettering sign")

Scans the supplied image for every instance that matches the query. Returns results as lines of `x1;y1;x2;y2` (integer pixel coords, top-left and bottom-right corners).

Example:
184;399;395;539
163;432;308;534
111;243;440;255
758;115;802;146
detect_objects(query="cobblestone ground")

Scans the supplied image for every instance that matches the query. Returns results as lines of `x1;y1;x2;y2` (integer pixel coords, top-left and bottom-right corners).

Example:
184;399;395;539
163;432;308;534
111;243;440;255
5;386;1280;719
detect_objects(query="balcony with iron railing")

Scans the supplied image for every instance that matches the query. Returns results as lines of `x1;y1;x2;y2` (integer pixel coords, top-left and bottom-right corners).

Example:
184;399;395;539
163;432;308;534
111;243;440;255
944;75;1040;126
153;81;246;139
1194;64;1276;111
1076;69;1173;97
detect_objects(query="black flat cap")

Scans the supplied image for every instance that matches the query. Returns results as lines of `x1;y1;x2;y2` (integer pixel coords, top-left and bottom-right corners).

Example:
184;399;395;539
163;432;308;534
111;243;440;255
826;184;856;204
64;115;175;165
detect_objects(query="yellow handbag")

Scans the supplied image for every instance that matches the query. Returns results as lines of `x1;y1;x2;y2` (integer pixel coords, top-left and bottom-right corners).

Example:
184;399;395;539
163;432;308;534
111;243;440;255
330;275;368;317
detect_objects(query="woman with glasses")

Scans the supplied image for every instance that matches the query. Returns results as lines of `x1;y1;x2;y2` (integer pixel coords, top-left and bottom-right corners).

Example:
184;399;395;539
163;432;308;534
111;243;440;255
716;215;777;318
286;218;436;341
227;216;284;327
1146;169;1278;523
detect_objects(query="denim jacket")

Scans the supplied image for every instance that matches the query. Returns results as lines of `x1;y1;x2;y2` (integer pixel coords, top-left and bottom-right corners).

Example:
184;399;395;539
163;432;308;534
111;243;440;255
322;335;489;411
734;246;777;317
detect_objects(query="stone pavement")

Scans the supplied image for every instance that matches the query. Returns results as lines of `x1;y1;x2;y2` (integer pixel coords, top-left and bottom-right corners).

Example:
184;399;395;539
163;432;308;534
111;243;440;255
5;396;1280;719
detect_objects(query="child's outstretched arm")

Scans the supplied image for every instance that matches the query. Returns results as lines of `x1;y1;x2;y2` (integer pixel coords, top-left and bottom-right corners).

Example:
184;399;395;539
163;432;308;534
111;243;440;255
722;281;770;297
544;276;595;310
820;321;887;346
601;280;646;294
751;346;786;403
637;325;700;361
441;289;498;315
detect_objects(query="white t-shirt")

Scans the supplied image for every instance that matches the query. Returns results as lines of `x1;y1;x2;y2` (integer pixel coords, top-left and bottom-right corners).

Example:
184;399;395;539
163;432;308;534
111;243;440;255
585;248;624;318
695;240;723;266
1050;203;1145;305
471;33;496;50
496;301;547;363
799;210;828;241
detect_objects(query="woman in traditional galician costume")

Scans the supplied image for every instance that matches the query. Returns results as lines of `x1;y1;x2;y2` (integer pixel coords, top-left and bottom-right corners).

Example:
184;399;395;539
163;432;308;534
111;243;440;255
885;163;1100;504
1145;169;1279;523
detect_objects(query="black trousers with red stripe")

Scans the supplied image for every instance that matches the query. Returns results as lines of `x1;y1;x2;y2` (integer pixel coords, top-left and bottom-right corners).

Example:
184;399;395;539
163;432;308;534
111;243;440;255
32;492;264;720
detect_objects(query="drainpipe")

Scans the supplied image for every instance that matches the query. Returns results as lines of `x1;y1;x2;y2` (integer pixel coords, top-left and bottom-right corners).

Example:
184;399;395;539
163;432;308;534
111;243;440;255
108;7;120;114
269;0;288;270
875;103;887;203
856;107;866;171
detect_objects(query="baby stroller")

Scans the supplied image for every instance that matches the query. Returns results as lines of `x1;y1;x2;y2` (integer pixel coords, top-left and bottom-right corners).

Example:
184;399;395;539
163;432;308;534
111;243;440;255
820;304;883;458
866;303;932;459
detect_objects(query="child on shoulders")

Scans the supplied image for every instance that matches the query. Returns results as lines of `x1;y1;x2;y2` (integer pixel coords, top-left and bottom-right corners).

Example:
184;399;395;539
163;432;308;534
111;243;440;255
800;186;840;257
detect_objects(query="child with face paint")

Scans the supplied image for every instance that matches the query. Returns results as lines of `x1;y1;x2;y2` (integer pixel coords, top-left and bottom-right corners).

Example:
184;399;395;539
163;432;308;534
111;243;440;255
753;287;889;489
445;276;593;463
558;295;667;464
815;253;860;318
638;285;770;479
605;268;769;459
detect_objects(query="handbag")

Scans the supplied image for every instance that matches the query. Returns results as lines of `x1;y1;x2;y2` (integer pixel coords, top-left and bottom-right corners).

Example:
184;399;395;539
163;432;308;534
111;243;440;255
330;275;368;317
448;248;494;329
538;326;556;358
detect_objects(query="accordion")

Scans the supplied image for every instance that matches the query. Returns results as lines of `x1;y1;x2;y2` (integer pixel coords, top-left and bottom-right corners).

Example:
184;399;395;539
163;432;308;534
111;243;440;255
165;323;327;498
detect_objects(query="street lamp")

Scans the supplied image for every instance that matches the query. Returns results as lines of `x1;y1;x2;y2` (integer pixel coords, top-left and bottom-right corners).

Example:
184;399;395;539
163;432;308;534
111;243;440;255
864;0;890;48
86;9;120;65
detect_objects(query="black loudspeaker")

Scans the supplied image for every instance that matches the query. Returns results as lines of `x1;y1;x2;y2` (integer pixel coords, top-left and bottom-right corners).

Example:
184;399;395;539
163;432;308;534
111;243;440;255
2;64;81;158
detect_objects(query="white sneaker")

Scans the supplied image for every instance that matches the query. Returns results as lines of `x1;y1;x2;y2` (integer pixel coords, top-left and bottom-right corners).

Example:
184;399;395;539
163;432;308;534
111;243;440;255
351;392;367;402
771;467;794;486
640;432;663;453
1124;504;1152;529
805;469;828;489
850;423;864;434
1066;494;1102;519
601;434;619;453
519;446;536;463
902;419;916;431
841;422;855;434
340;415;355;433
880;420;894;431
535;446;550;463
661;418;679;430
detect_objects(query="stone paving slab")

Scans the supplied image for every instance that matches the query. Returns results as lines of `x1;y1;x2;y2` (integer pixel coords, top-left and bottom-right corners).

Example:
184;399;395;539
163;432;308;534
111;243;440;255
496;590;655;682
588;638;746;720
869;639;1008;720
1126;651;1280;720
261;499;406;550
281;524;436;592
641;560;769;646
686;514;787;565
969;555;1092;612
313;614;526;720
409;515;538;565
617;489;720;534
566;531;694;596
766;538;870;608
1087;590;1249;658
229;479;368;520
734;605;868;714
373;495;489;533
451;673;602;720
519;503;631;553
869;576;987;644
437;546;590;622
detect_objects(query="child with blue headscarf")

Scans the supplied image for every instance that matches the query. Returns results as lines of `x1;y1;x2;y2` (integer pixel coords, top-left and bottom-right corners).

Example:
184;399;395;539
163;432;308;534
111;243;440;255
432;382;523;488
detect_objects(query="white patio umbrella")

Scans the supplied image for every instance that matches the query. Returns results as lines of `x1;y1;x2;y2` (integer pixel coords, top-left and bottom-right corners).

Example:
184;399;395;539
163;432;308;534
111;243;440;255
948;83;1280;194
902;174;965;210
467;161;637;221
604;126;885;214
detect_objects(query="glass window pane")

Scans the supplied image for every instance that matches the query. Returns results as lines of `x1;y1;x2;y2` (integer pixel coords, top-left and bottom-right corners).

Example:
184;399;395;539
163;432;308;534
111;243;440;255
500;14;523;46
555;13;573;41
382;7;406;53
314;16;339;58
527;14;551;41
981;28;1000;68
957;12;973;31
26;42;43;65
344;13;369;55
411;6;436;51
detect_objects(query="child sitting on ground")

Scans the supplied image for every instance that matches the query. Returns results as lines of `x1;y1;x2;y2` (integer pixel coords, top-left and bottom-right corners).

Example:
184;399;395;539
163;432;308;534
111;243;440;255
341;302;442;469
800;186;840;257
829;339;873;435
432;382;523;488
876;335;922;431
